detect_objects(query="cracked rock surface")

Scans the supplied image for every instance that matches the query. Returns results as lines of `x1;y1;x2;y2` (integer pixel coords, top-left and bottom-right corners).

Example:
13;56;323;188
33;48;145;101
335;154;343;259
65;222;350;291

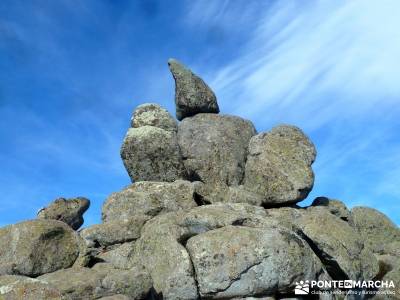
37;197;90;230
178;113;256;188
0;219;80;277
186;225;321;299
168;58;219;121
0;275;63;300
1;59;399;299
102;180;197;222
244;125;316;206
130;203;324;299
131;103;177;132
121;126;187;182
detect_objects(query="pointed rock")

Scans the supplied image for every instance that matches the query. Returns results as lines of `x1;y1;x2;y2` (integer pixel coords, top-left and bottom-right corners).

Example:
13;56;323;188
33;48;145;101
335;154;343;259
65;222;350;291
37;197;90;230
168;58;219;120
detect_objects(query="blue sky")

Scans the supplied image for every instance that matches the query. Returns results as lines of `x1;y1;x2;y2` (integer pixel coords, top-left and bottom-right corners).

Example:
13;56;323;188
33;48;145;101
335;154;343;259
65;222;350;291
1;0;399;227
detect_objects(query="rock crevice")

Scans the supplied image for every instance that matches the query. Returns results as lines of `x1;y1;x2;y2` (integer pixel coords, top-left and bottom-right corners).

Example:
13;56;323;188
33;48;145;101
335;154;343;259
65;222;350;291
1;59;399;300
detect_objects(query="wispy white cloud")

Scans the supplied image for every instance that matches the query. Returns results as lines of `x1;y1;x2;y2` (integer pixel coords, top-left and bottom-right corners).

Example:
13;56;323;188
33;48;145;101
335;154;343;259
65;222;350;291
203;0;400;125
2;0;399;227
185;0;400;223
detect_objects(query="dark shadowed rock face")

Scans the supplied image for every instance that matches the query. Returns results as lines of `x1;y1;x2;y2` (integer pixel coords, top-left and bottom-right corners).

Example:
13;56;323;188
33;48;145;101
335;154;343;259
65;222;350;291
37;197;90;230
0;220;80;277
244;125;316;206
299;207;379;281
168;58;219;120
311;196;350;221
178;113;256;186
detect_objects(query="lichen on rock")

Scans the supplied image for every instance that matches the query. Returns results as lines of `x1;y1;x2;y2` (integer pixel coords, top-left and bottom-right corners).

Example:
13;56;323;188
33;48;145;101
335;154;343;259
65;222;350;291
1;59;399;300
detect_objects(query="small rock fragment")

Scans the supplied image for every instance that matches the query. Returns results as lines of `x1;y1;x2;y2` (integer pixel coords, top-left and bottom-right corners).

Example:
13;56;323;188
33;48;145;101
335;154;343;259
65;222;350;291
37;197;90;230
168;58;219;120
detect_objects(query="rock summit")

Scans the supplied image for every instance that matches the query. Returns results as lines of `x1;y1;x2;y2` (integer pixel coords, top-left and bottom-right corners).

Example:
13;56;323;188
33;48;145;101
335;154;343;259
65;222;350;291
0;59;399;300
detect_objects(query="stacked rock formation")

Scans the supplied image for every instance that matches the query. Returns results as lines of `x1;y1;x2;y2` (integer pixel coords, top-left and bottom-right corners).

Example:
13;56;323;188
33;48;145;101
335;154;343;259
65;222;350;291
0;59;399;300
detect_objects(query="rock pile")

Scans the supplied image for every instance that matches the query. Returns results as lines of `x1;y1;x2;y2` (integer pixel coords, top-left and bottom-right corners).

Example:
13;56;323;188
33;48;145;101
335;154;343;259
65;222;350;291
0;59;399;300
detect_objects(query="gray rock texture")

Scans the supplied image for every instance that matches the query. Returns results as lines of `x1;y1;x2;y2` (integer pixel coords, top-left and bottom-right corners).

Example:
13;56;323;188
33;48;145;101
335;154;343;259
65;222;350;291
97;242;136;270
38;264;152;300
168;58;219;120
0;275;62;300
311;197;350;221
349;206;400;254
37;197;90;230
101;267;152;299
102;180;197;222
131;203;323;299
38;267;106;299
0;219;80;277
80;215;149;248
178;113;256;186
376;241;400;275
186;225;321;299
266;206;380;282
2;60;400;300
193;181;265;206
131;103;177;132
121;126;187;182
244;125;316;206
98;295;131;300
373;265;400;300
298;207;379;281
